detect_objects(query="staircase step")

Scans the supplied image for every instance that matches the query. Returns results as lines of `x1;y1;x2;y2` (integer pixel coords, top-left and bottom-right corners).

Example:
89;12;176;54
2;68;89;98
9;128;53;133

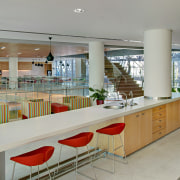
104;57;144;98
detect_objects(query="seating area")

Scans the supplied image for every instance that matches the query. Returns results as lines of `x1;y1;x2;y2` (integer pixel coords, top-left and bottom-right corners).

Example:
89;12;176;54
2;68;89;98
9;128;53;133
0;102;9;124
0;94;91;122
9;122;126;179
21;99;51;119
62;95;91;110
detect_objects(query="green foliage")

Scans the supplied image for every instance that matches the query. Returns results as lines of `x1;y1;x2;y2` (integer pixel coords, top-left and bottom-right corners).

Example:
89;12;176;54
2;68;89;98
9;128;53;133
89;87;108;101
177;88;180;93
172;88;176;92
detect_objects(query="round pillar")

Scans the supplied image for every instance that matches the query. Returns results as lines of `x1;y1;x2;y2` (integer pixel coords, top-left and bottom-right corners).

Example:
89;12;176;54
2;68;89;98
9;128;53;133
9;57;18;89
89;41;104;89
89;42;104;105
144;29;172;99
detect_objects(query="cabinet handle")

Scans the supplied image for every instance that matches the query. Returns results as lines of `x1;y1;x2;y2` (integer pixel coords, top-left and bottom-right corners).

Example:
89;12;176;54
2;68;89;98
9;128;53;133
159;126;162;128
159;107;162;110
159;114;162;116
159;120;162;122
159;132;162;134
136;115;139;117
142;113;145;115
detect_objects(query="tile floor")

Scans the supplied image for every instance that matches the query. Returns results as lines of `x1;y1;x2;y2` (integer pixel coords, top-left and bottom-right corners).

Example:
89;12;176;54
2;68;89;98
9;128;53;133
56;129;180;180
6;128;180;180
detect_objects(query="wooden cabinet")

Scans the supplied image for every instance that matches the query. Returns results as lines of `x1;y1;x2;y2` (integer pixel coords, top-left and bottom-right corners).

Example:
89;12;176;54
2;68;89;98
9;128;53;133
152;105;166;141
89;100;180;157
166;101;180;133
124;109;152;155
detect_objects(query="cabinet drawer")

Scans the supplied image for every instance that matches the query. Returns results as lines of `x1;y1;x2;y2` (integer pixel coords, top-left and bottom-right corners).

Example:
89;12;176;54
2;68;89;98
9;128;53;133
152;118;166;133
152;128;166;141
152;105;166;114
152;110;166;120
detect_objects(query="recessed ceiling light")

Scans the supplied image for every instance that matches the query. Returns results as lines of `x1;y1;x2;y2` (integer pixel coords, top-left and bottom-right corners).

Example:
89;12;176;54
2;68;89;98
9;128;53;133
34;48;40;51
0;46;6;50
17;52;22;55
123;40;129;42
173;44;180;46
129;40;143;43
74;8;85;13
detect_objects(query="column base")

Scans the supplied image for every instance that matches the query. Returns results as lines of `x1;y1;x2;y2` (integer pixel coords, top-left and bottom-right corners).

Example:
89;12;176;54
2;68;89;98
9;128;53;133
144;96;171;100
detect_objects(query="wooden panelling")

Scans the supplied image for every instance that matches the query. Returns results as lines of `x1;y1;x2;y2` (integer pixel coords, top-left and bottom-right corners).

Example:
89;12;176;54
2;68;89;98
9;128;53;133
152;105;166;113
152;105;166;141
0;62;32;70
166;101;180;133
0;62;9;70
18;62;32;70
44;64;52;75
152;128;166;141
124;109;152;155
152;118;166;133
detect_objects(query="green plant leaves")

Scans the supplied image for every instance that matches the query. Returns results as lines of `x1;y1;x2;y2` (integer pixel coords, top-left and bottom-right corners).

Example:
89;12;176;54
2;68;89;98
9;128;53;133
89;87;108;101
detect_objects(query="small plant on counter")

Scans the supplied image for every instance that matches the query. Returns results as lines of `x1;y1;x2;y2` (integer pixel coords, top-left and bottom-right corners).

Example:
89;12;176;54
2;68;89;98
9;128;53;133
89;87;108;105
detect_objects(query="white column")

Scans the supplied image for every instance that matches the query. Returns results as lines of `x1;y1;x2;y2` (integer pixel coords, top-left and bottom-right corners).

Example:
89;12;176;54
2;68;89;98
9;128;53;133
9;57;18;89
144;29;172;99
89;41;104;90
75;58;81;78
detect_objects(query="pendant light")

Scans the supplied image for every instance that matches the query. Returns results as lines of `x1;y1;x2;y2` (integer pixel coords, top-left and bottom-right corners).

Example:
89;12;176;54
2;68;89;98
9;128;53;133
47;36;54;61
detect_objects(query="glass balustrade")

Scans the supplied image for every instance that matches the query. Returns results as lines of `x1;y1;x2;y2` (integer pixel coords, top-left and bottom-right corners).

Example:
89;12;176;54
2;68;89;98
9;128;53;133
0;76;115;122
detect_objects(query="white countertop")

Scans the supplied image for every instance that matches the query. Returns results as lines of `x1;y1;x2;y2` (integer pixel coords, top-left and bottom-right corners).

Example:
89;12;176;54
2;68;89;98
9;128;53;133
1;93;180;152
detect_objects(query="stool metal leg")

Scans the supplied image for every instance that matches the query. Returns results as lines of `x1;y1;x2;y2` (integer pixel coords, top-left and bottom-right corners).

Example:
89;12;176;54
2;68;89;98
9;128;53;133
75;148;78;180
95;133;99;158
86;145;97;180
38;165;40;180
30;166;32;180
58;144;63;172
112;135;115;173
12;162;16;180
119;134;127;163
108;135;110;157
46;162;52;180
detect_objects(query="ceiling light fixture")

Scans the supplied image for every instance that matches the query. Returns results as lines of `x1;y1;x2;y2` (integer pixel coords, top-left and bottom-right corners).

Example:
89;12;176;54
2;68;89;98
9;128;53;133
74;8;85;13
128;40;143;43
46;36;54;61
17;52;22;55
34;48;40;51
0;46;6;50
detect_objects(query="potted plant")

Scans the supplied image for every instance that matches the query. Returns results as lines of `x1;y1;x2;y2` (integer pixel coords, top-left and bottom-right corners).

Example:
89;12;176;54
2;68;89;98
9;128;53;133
89;87;108;105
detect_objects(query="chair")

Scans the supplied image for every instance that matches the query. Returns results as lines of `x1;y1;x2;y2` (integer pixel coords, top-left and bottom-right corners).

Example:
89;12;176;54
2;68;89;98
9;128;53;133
94;123;127;173
56;132;96;179
10;146;54;180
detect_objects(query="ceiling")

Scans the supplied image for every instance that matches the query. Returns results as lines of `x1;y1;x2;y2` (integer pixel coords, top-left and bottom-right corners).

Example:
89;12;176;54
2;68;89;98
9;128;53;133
0;0;180;57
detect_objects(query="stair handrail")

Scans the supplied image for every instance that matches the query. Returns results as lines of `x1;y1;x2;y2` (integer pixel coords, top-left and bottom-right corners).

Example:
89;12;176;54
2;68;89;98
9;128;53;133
105;57;127;83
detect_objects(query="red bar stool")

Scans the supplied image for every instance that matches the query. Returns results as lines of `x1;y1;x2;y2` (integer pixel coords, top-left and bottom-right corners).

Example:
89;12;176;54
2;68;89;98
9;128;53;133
94;123;127;173
56;132;97;180
10;146;54;180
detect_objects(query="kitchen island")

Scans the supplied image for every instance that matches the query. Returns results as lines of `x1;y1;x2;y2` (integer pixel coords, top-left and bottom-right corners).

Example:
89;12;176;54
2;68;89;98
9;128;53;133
1;94;180;179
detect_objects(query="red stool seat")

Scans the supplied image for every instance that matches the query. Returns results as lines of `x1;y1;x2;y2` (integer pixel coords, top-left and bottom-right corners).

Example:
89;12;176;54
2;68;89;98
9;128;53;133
94;123;127;174
58;132;93;147
11;146;54;166
96;123;125;135
10;146;54;179
56;132;96;179
51;103;68;113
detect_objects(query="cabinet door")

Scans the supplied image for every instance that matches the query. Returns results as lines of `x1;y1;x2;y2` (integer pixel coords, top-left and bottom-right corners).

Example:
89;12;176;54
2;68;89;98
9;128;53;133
166;101;180;133
139;109;152;147
124;112;140;155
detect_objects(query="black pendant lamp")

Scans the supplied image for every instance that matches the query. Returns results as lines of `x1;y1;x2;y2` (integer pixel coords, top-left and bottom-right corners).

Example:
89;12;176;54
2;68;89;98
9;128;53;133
47;36;54;61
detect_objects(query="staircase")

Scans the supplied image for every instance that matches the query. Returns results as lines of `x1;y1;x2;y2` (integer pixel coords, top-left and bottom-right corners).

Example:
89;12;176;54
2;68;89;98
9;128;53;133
105;58;144;98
